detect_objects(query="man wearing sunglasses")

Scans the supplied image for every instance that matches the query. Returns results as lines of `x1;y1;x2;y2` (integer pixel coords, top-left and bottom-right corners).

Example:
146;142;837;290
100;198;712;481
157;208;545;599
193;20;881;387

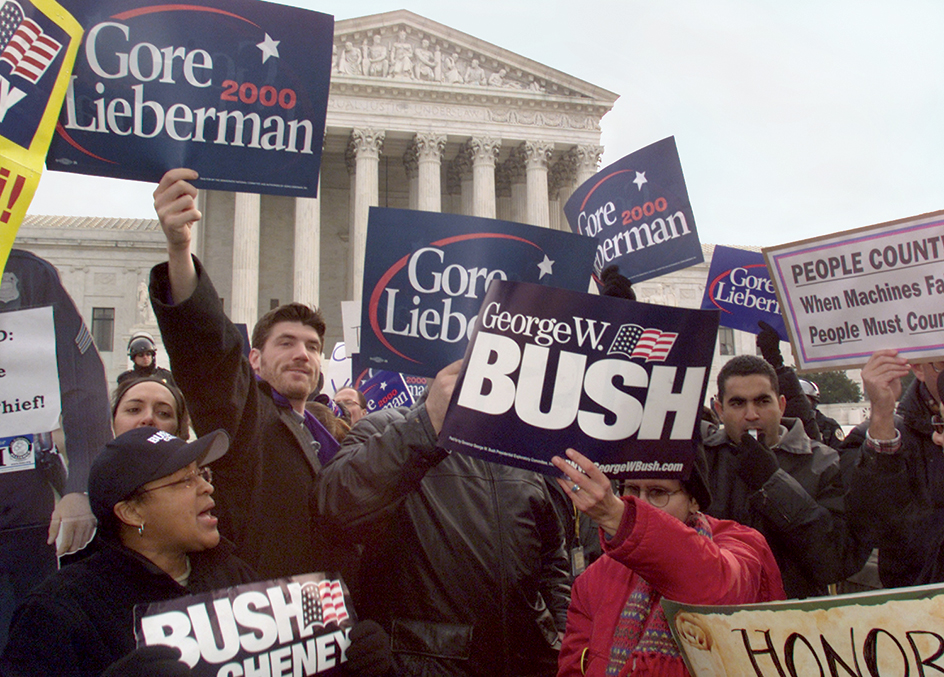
848;352;944;587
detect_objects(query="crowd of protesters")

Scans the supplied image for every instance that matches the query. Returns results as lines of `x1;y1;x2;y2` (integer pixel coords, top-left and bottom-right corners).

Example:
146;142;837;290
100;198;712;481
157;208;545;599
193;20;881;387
0;168;942;676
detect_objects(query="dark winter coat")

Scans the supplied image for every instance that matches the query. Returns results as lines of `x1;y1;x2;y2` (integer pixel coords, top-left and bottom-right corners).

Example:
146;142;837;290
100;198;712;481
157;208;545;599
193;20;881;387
847;379;944;587
149;258;355;581
0;537;254;677
314;405;570;677
702;417;869;598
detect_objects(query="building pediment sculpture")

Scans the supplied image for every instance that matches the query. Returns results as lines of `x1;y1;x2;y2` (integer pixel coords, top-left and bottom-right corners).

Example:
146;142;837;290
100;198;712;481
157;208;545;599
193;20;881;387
332;10;612;100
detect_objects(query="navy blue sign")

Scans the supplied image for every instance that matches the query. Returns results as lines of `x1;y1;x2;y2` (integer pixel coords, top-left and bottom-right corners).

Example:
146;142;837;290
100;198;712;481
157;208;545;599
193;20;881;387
701;245;788;341
564;136;703;285
0;0;72;149
360;370;415;414
47;0;333;197
359;207;597;378
439;280;719;479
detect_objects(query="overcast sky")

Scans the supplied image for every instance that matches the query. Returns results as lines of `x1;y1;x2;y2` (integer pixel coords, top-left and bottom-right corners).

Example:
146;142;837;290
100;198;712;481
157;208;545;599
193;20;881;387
29;0;943;247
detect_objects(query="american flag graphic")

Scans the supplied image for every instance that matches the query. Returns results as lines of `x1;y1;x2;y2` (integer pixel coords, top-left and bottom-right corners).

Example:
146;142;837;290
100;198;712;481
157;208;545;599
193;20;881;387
0;1;61;84
608;324;678;362
300;580;350;631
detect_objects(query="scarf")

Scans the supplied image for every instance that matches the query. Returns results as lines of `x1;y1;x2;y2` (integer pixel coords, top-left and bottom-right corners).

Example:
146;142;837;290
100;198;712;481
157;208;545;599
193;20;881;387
605;511;713;675
268;382;340;465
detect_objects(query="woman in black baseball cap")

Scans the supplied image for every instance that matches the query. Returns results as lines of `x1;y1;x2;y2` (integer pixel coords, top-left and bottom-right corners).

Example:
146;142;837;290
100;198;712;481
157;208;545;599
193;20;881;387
0;427;253;676
3;427;399;676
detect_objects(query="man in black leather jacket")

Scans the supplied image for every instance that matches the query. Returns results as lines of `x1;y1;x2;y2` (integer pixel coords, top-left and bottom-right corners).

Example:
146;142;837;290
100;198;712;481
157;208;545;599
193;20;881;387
313;362;570;677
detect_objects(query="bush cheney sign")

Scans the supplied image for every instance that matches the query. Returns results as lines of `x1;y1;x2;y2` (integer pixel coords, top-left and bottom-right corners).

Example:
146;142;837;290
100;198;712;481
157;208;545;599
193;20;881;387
48;0;333;197
564;136;704;284
359;207;597;378
135;573;354;676
439;281;719;478
700;245;788;341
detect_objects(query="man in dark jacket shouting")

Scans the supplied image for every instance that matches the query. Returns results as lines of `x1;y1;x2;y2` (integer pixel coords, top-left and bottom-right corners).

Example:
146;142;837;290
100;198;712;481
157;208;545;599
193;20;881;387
147;169;354;583
702;354;869;598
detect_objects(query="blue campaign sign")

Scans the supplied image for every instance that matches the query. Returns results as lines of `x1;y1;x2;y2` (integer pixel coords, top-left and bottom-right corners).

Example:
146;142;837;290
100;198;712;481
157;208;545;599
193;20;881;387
564;136;703;285
439;280;719;479
701;245;788;341
359;207;597;378
360;370;415;414
47;0;333;197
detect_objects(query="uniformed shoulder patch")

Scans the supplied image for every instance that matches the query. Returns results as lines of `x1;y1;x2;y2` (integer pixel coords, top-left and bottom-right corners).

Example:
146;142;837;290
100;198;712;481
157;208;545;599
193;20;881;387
75;323;93;354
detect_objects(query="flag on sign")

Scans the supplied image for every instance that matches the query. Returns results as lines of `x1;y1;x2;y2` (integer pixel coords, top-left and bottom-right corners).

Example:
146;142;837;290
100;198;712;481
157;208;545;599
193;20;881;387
0;1;62;84
300;580;350;631
608;324;678;362
318;580;350;626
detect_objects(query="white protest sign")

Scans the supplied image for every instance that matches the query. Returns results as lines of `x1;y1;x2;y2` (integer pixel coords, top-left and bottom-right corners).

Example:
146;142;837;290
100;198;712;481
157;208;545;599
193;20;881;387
322;342;352;397
664;583;944;676
764;211;944;371
0;306;61;437
340;301;361;354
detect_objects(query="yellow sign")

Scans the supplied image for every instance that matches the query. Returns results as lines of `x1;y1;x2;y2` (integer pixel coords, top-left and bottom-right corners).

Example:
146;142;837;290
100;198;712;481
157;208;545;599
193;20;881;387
0;0;82;273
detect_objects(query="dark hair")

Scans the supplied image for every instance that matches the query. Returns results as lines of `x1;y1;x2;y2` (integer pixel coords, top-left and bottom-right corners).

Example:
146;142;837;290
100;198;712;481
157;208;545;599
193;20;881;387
111;377;191;440
251;303;326;350
336;386;367;410
717;355;779;401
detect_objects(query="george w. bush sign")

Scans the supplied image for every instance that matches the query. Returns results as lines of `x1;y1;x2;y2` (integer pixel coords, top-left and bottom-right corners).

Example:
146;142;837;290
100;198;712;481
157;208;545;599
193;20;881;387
439;280;719;479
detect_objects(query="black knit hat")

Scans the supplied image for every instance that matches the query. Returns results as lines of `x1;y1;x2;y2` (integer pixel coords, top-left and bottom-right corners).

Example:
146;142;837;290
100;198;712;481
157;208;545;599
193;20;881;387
682;444;712;511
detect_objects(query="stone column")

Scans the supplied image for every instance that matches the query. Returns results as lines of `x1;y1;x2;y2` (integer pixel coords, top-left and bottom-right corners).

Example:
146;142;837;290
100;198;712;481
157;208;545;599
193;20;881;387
449;152;473;216
231;192;260;325
349;128;384;301
403;145;418;210
504;149;527;223
574;144;603;186
467;137;500;219
495;163;513;221
446;162;462;214
415;133;446;212
293;185;320;307
523;141;553;228
192;189;205;259
549;151;577;231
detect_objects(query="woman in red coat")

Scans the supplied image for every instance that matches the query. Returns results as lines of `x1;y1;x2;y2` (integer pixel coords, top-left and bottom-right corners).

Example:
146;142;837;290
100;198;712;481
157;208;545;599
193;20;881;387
553;448;785;677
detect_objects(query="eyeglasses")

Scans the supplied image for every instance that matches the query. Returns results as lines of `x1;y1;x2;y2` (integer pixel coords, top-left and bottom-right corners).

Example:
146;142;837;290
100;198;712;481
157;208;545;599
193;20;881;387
930;362;944;374
621;483;684;508
933;416;944;436
138;467;212;494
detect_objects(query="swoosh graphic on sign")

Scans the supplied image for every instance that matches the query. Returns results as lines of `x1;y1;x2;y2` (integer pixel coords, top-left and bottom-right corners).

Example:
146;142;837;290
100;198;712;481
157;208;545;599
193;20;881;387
54;123;119;164
578;169;634;211
111;4;259;27
707;262;768;314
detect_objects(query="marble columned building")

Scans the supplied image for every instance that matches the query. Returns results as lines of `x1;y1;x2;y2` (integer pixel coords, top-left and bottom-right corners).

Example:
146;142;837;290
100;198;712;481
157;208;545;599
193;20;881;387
191;10;619;349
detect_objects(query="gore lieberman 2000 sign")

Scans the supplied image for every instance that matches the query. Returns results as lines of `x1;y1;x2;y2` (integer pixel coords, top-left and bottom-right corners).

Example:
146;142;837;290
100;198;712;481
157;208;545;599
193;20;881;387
48;0;333;197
